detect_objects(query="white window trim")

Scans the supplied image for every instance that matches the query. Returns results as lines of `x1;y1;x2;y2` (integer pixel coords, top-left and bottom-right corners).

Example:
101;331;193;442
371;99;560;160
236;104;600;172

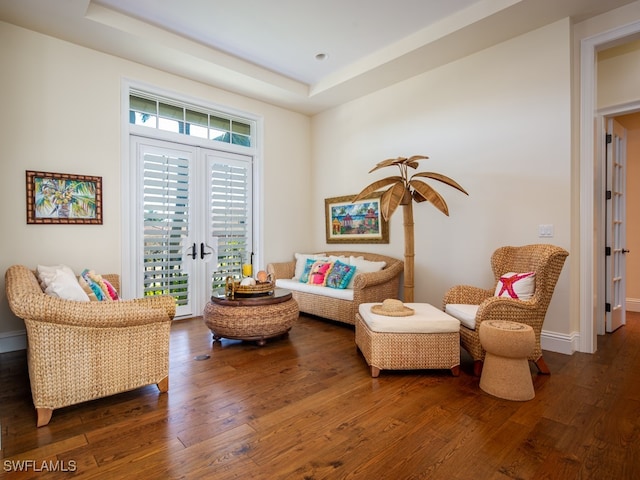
120;78;264;299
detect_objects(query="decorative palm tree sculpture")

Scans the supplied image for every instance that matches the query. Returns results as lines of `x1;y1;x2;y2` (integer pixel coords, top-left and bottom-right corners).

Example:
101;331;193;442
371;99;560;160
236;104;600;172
353;155;468;302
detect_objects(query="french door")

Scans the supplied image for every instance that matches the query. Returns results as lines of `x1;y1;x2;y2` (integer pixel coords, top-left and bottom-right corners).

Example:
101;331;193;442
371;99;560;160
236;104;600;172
130;136;253;318
605;118;627;332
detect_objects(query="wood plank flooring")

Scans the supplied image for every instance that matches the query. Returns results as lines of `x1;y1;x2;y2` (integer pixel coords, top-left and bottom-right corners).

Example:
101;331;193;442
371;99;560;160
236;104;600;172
1;312;640;479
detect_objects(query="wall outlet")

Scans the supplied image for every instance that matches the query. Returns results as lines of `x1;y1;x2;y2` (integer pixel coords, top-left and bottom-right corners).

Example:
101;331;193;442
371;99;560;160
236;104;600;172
538;224;554;238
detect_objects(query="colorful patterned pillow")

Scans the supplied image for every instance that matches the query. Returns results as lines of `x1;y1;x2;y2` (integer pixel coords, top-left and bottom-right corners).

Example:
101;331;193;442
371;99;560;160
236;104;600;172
299;258;317;283
325;260;356;289
294;253;326;280
78;275;99;301
80;269;119;301
102;279;119;300
494;272;536;300
81;270;106;300
307;260;334;286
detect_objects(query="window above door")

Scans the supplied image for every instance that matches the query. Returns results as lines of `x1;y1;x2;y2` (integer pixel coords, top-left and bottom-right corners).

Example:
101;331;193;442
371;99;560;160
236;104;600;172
129;90;253;147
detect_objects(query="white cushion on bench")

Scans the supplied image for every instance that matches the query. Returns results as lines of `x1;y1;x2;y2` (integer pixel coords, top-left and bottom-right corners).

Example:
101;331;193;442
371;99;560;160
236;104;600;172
359;303;460;334
276;278;354;301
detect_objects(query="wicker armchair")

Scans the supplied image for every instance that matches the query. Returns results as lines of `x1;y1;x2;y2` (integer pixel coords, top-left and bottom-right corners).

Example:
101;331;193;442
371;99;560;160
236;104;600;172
267;251;403;325
5;265;176;427
442;244;568;376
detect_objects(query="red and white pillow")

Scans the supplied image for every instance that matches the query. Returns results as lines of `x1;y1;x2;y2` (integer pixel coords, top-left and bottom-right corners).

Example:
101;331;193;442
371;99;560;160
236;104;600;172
494;272;536;300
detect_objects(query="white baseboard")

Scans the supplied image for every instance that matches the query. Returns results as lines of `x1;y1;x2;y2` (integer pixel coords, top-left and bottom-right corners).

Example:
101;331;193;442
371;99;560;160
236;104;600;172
627;298;640;312
0;330;26;353
541;329;579;355
0;327;584;356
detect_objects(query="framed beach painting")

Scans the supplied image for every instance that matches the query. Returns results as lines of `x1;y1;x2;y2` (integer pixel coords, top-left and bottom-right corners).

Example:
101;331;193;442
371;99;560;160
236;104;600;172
325;192;389;244
26;170;103;224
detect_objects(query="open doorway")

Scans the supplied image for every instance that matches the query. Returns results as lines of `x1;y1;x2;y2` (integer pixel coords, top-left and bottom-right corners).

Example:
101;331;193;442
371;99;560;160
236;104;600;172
580;20;640;354
597;38;640;336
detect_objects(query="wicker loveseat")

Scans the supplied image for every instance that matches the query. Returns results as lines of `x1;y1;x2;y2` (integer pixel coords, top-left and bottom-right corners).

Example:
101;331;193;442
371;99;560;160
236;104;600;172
267;251;403;325
5;265;176;427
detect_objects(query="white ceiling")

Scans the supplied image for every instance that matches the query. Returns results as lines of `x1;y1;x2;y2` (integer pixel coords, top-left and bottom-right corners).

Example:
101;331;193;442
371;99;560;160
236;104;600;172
0;0;635;114
99;0;483;86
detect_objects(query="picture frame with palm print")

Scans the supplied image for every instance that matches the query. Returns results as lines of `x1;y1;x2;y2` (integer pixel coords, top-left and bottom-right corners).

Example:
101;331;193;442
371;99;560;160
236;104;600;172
26;170;103;224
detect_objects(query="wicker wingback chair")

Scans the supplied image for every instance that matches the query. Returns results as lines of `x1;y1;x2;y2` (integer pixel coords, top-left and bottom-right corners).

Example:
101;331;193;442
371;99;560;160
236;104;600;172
5;265;176;427
442;244;569;376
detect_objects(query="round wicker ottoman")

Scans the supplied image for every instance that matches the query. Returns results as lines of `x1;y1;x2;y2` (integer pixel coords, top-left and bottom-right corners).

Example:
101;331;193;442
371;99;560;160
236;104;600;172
478;320;535;401
204;289;299;346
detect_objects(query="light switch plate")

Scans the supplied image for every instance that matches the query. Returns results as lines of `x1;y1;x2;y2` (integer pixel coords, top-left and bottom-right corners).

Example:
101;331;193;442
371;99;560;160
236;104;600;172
538;224;554;237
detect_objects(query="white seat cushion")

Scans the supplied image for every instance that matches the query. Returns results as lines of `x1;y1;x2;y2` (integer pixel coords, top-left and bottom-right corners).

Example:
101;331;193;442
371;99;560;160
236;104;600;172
444;304;479;330
276;278;354;300
359;303;459;334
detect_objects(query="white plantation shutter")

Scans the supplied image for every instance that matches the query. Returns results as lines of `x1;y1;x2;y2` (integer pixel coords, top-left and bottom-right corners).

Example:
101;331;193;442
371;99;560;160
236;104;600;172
209;157;252;290
128;137;254;317
142;152;191;306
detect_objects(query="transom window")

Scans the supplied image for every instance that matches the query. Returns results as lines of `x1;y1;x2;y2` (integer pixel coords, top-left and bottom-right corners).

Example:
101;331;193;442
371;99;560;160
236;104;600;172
129;91;252;147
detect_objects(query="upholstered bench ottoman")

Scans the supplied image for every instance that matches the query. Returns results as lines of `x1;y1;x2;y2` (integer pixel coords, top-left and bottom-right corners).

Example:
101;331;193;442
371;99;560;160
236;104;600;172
356;301;461;378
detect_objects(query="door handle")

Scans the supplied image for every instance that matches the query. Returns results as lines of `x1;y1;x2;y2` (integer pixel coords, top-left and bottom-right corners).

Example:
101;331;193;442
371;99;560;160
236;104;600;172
200;242;212;260
188;243;197;260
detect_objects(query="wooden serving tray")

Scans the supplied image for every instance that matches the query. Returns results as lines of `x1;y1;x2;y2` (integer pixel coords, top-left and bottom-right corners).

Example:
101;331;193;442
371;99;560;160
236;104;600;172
225;275;274;298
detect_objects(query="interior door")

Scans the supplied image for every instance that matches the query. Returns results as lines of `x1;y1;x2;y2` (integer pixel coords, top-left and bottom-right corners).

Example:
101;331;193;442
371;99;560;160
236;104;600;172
605;118;628;333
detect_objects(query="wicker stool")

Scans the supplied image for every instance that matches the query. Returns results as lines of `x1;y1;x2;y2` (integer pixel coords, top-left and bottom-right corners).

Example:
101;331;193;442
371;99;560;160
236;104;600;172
356;303;460;378
478;320;536;401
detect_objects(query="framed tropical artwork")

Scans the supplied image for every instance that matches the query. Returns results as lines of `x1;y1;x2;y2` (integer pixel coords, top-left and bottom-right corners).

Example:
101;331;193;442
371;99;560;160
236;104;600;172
325;192;389;244
26;170;103;224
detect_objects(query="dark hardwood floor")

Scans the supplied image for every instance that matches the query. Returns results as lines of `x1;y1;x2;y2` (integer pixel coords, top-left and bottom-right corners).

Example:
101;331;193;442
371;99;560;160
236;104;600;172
1;312;640;479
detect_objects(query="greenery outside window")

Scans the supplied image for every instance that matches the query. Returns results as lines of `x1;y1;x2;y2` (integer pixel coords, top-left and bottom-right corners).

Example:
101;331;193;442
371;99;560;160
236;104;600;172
129;92;252;147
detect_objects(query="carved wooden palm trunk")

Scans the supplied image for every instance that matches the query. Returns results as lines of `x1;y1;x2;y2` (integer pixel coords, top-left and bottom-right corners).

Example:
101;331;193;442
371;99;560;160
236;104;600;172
402;191;415;302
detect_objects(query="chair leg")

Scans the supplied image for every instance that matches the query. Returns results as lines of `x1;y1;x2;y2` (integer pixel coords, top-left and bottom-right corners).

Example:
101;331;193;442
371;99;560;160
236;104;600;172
534;356;551;375
36;407;53;427
473;360;483;377
156;376;169;393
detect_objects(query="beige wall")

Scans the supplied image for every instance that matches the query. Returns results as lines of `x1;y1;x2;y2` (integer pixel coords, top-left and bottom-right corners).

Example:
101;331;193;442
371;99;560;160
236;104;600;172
311;20;572;336
0;22;312;347
598;39;640;110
